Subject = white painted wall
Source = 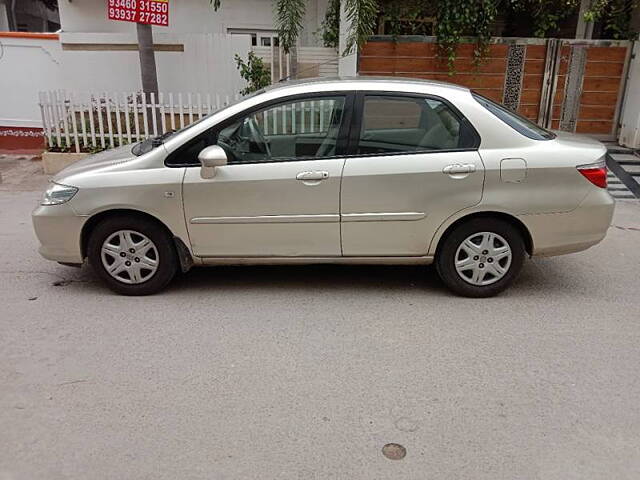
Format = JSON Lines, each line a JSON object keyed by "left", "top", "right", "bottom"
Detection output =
{"left": 58, "top": 0, "right": 327, "bottom": 46}
{"left": 619, "top": 42, "right": 640, "bottom": 148}
{"left": 57, "top": 32, "right": 250, "bottom": 94}
{"left": 1, "top": 0, "right": 333, "bottom": 128}
{"left": 0, "top": 33, "right": 250, "bottom": 128}
{"left": 0, "top": 36, "right": 63, "bottom": 128}
{"left": 337, "top": 0, "right": 356, "bottom": 76}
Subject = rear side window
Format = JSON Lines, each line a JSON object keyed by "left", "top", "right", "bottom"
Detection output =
{"left": 356, "top": 95, "right": 478, "bottom": 155}
{"left": 472, "top": 92, "right": 555, "bottom": 140}
{"left": 362, "top": 98, "right": 421, "bottom": 130}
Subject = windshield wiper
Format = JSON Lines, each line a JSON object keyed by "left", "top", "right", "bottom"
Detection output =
{"left": 151, "top": 129, "right": 176, "bottom": 147}
{"left": 132, "top": 130, "right": 177, "bottom": 156}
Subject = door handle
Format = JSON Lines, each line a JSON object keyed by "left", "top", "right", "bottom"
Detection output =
{"left": 443, "top": 163, "right": 476, "bottom": 175}
{"left": 296, "top": 171, "right": 329, "bottom": 181}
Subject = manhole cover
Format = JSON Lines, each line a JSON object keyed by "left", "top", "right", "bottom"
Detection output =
{"left": 382, "top": 443, "right": 406, "bottom": 460}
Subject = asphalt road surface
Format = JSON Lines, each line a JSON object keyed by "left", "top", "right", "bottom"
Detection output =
{"left": 1, "top": 157, "right": 640, "bottom": 479}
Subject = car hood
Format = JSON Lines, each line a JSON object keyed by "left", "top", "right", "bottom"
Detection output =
{"left": 52, "top": 144, "right": 137, "bottom": 182}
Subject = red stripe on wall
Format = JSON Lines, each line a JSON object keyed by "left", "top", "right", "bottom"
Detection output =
{"left": 0, "top": 127, "right": 45, "bottom": 154}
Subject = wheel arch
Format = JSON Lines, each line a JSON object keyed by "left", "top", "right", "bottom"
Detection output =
{"left": 431, "top": 211, "right": 533, "bottom": 257}
{"left": 80, "top": 209, "right": 193, "bottom": 271}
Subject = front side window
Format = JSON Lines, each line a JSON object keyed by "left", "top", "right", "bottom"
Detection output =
{"left": 357, "top": 95, "right": 475, "bottom": 155}
{"left": 472, "top": 92, "right": 555, "bottom": 140}
{"left": 217, "top": 96, "right": 346, "bottom": 164}
{"left": 165, "top": 95, "right": 345, "bottom": 166}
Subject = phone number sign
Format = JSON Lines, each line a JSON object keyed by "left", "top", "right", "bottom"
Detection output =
{"left": 108, "top": 0, "right": 169, "bottom": 27}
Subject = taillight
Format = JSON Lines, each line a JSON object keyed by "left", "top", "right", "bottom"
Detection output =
{"left": 577, "top": 162, "right": 607, "bottom": 188}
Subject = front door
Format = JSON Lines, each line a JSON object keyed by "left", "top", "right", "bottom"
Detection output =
{"left": 340, "top": 93, "right": 485, "bottom": 256}
{"left": 182, "top": 94, "right": 350, "bottom": 257}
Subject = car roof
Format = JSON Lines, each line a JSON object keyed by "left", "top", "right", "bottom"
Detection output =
{"left": 264, "top": 76, "right": 470, "bottom": 94}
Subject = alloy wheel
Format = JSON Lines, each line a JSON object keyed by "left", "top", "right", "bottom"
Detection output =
{"left": 100, "top": 230, "right": 159, "bottom": 284}
{"left": 454, "top": 231, "right": 512, "bottom": 286}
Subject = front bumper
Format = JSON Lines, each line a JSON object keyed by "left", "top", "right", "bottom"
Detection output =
{"left": 32, "top": 203, "right": 87, "bottom": 264}
{"left": 519, "top": 188, "right": 615, "bottom": 257}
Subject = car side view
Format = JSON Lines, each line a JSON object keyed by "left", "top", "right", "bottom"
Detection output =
{"left": 32, "top": 77, "right": 614, "bottom": 297}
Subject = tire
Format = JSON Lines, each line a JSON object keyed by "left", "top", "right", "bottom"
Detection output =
{"left": 435, "top": 218, "right": 525, "bottom": 298}
{"left": 87, "top": 215, "right": 178, "bottom": 295}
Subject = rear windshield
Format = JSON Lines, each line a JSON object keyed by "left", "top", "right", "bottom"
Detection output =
{"left": 472, "top": 92, "right": 555, "bottom": 141}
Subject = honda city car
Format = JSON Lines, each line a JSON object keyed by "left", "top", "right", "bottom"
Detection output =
{"left": 32, "top": 77, "right": 614, "bottom": 297}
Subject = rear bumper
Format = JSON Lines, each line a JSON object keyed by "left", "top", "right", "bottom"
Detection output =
{"left": 32, "top": 203, "right": 86, "bottom": 264}
{"left": 519, "top": 188, "right": 615, "bottom": 257}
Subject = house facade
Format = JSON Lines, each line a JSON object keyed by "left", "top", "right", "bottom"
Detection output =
{"left": 1, "top": 0, "right": 639, "bottom": 153}
{"left": 59, "top": 0, "right": 329, "bottom": 47}
{"left": 0, "top": 0, "right": 336, "bottom": 151}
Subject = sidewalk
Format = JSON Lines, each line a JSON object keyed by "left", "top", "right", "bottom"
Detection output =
{"left": 0, "top": 154, "right": 49, "bottom": 192}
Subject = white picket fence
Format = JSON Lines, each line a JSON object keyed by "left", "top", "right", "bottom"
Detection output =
{"left": 258, "top": 98, "right": 341, "bottom": 136}
{"left": 39, "top": 90, "right": 241, "bottom": 153}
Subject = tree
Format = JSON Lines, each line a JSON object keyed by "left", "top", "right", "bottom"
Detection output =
{"left": 209, "top": 0, "right": 378, "bottom": 57}
{"left": 136, "top": 22, "right": 161, "bottom": 133}
{"left": 136, "top": 23, "right": 159, "bottom": 99}
{"left": 211, "top": 0, "right": 638, "bottom": 69}
{"left": 235, "top": 52, "right": 272, "bottom": 95}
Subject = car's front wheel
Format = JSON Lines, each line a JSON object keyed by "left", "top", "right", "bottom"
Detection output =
{"left": 435, "top": 218, "right": 525, "bottom": 298}
{"left": 87, "top": 216, "right": 178, "bottom": 295}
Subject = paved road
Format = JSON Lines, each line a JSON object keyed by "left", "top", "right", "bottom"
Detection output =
{"left": 1, "top": 158, "right": 640, "bottom": 479}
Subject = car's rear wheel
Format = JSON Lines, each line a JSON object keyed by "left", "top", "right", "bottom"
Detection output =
{"left": 87, "top": 216, "right": 178, "bottom": 295}
{"left": 435, "top": 218, "right": 525, "bottom": 297}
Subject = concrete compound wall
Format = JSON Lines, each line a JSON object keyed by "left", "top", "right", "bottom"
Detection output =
{"left": 0, "top": 31, "right": 250, "bottom": 151}
{"left": 0, "top": 0, "right": 332, "bottom": 151}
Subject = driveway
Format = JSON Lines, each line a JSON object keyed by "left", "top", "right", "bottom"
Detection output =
{"left": 1, "top": 156, "right": 640, "bottom": 479}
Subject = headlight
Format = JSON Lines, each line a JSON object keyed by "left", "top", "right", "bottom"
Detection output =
{"left": 41, "top": 183, "right": 79, "bottom": 206}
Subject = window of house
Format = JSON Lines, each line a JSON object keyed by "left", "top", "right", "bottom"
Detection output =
{"left": 260, "top": 37, "right": 279, "bottom": 47}
{"left": 357, "top": 95, "right": 474, "bottom": 155}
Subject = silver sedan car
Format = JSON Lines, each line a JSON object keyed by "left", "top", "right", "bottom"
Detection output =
{"left": 32, "top": 77, "right": 614, "bottom": 297}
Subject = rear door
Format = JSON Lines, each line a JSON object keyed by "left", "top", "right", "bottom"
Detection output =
{"left": 340, "top": 92, "right": 484, "bottom": 256}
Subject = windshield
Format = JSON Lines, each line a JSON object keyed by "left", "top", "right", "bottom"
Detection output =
{"left": 131, "top": 90, "right": 264, "bottom": 156}
{"left": 472, "top": 92, "right": 555, "bottom": 141}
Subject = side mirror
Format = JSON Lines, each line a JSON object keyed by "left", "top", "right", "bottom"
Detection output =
{"left": 198, "top": 145, "right": 227, "bottom": 179}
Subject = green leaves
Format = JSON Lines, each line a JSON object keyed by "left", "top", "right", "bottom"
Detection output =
{"left": 586, "top": 0, "right": 639, "bottom": 39}
{"left": 343, "top": 0, "right": 379, "bottom": 55}
{"left": 275, "top": 0, "right": 306, "bottom": 52}
{"left": 434, "top": 0, "right": 499, "bottom": 71}
{"left": 235, "top": 52, "right": 271, "bottom": 95}
{"left": 213, "top": 0, "right": 639, "bottom": 74}
{"left": 320, "top": 0, "right": 341, "bottom": 48}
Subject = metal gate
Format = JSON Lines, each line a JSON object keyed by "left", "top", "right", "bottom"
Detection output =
{"left": 358, "top": 36, "right": 632, "bottom": 140}
{"left": 537, "top": 39, "right": 632, "bottom": 140}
